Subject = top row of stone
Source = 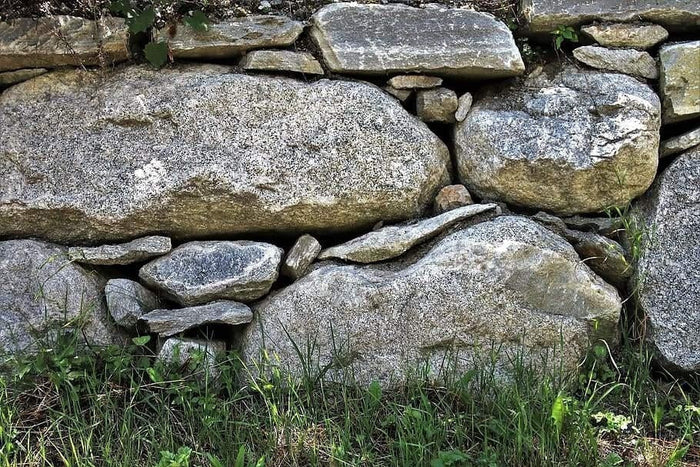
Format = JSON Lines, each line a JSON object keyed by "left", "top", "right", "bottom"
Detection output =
{"left": 3, "top": 1, "right": 697, "bottom": 79}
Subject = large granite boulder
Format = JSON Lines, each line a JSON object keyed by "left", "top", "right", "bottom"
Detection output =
{"left": 0, "top": 65, "right": 450, "bottom": 244}
{"left": 632, "top": 147, "right": 700, "bottom": 372}
{"left": 310, "top": 3, "right": 524, "bottom": 79}
{"left": 139, "top": 241, "right": 283, "bottom": 306}
{"left": 242, "top": 216, "right": 621, "bottom": 385}
{"left": 0, "top": 240, "right": 120, "bottom": 354}
{"left": 0, "top": 16, "right": 129, "bottom": 71}
{"left": 521, "top": 0, "right": 700, "bottom": 34}
{"left": 659, "top": 41, "right": 700, "bottom": 124}
{"left": 454, "top": 66, "right": 660, "bottom": 215}
{"left": 155, "top": 16, "right": 303, "bottom": 59}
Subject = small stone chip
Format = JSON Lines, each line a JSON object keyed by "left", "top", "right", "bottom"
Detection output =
{"left": 416, "top": 87, "right": 458, "bottom": 123}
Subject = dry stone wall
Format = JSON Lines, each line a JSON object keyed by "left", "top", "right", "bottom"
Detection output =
{"left": 0, "top": 1, "right": 698, "bottom": 383}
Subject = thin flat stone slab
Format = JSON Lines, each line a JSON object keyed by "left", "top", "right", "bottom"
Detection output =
{"left": 241, "top": 50, "right": 324, "bottom": 75}
{"left": 566, "top": 230, "right": 631, "bottom": 287}
{"left": 281, "top": 234, "right": 322, "bottom": 280}
{"left": 580, "top": 23, "right": 669, "bottom": 49}
{"left": 659, "top": 41, "right": 700, "bottom": 124}
{"left": 243, "top": 216, "right": 621, "bottom": 386}
{"left": 0, "top": 65, "right": 450, "bottom": 244}
{"left": 0, "top": 16, "right": 129, "bottom": 72}
{"left": 155, "top": 16, "right": 303, "bottom": 59}
{"left": 318, "top": 203, "right": 497, "bottom": 263}
{"left": 632, "top": 146, "right": 700, "bottom": 372}
{"left": 69, "top": 236, "right": 172, "bottom": 265}
{"left": 660, "top": 127, "right": 700, "bottom": 159}
{"left": 387, "top": 75, "right": 443, "bottom": 89}
{"left": 310, "top": 3, "right": 524, "bottom": 79}
{"left": 141, "top": 301, "right": 253, "bottom": 337}
{"left": 454, "top": 66, "right": 660, "bottom": 215}
{"left": 105, "top": 278, "right": 162, "bottom": 330}
{"left": 0, "top": 68, "right": 47, "bottom": 87}
{"left": 522, "top": 0, "right": 700, "bottom": 34}
{"left": 573, "top": 46, "right": 658, "bottom": 79}
{"left": 139, "top": 241, "right": 283, "bottom": 306}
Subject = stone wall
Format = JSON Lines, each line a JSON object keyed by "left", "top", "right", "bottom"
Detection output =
{"left": 1, "top": 1, "right": 698, "bottom": 384}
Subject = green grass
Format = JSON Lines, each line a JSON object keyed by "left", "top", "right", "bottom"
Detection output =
{"left": 0, "top": 333, "right": 698, "bottom": 467}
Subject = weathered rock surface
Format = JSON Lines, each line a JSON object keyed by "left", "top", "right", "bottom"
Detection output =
{"left": 522, "top": 0, "right": 700, "bottom": 34}
{"left": 567, "top": 230, "right": 631, "bottom": 287}
{"left": 454, "top": 92, "right": 473, "bottom": 123}
{"left": 69, "top": 236, "right": 172, "bottom": 265}
{"left": 454, "top": 66, "right": 660, "bottom": 215}
{"left": 387, "top": 75, "right": 442, "bottom": 89}
{"left": 242, "top": 216, "right": 621, "bottom": 385}
{"left": 580, "top": 23, "right": 669, "bottom": 49}
{"left": 139, "top": 241, "right": 283, "bottom": 306}
{"left": 0, "top": 16, "right": 129, "bottom": 71}
{"left": 105, "top": 279, "right": 162, "bottom": 330}
{"left": 281, "top": 234, "right": 322, "bottom": 280}
{"left": 659, "top": 41, "right": 700, "bottom": 124}
{"left": 155, "top": 16, "right": 303, "bottom": 59}
{"left": 433, "top": 185, "right": 473, "bottom": 214}
{"left": 0, "top": 65, "right": 450, "bottom": 243}
{"left": 573, "top": 46, "right": 658, "bottom": 79}
{"left": 310, "top": 3, "right": 524, "bottom": 78}
{"left": 318, "top": 203, "right": 497, "bottom": 263}
{"left": 158, "top": 337, "right": 226, "bottom": 378}
{"left": 562, "top": 215, "right": 622, "bottom": 237}
{"left": 632, "top": 146, "right": 700, "bottom": 372}
{"left": 0, "top": 68, "right": 47, "bottom": 87}
{"left": 241, "top": 50, "right": 324, "bottom": 75}
{"left": 660, "top": 127, "right": 700, "bottom": 159}
{"left": 416, "top": 88, "right": 458, "bottom": 123}
{"left": 141, "top": 301, "right": 253, "bottom": 337}
{"left": 0, "top": 240, "right": 119, "bottom": 354}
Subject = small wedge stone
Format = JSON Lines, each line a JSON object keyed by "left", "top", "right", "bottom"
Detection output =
{"left": 241, "top": 50, "right": 324, "bottom": 75}
{"left": 281, "top": 234, "right": 322, "bottom": 280}
{"left": 580, "top": 23, "right": 668, "bottom": 49}
{"left": 141, "top": 301, "right": 253, "bottom": 337}
{"left": 387, "top": 75, "right": 443, "bottom": 89}
{"left": 660, "top": 127, "right": 700, "bottom": 159}
{"left": 105, "top": 279, "right": 162, "bottom": 330}
{"left": 383, "top": 85, "right": 412, "bottom": 102}
{"left": 69, "top": 236, "right": 172, "bottom": 265}
{"left": 433, "top": 184, "right": 473, "bottom": 214}
{"left": 0, "top": 68, "right": 47, "bottom": 87}
{"left": 573, "top": 46, "right": 658, "bottom": 79}
{"left": 454, "top": 92, "right": 473, "bottom": 122}
{"left": 416, "top": 88, "right": 458, "bottom": 123}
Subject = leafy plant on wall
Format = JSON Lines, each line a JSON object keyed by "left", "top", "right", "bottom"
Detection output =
{"left": 109, "top": 1, "right": 209, "bottom": 67}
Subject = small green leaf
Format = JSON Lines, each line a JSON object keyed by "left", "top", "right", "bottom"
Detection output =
{"left": 144, "top": 41, "right": 169, "bottom": 68}
{"left": 127, "top": 7, "right": 155, "bottom": 34}
{"left": 551, "top": 393, "right": 565, "bottom": 435}
{"left": 183, "top": 10, "right": 210, "bottom": 32}
{"left": 131, "top": 335, "right": 151, "bottom": 346}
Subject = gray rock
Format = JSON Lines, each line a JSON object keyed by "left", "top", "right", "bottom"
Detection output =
{"left": 141, "top": 301, "right": 253, "bottom": 337}
{"left": 281, "top": 234, "right": 322, "bottom": 280}
{"left": 566, "top": 230, "right": 631, "bottom": 287}
{"left": 158, "top": 337, "right": 226, "bottom": 379}
{"left": 659, "top": 41, "right": 700, "bottom": 124}
{"left": 155, "top": 16, "right": 303, "bottom": 59}
{"left": 0, "top": 68, "right": 47, "bottom": 87}
{"left": 0, "top": 240, "right": 120, "bottom": 354}
{"left": 416, "top": 88, "right": 458, "bottom": 123}
{"left": 562, "top": 215, "right": 623, "bottom": 237}
{"left": 531, "top": 211, "right": 568, "bottom": 235}
{"left": 387, "top": 75, "right": 443, "bottom": 89}
{"left": 522, "top": 0, "right": 700, "bottom": 34}
{"left": 318, "top": 203, "right": 497, "bottom": 263}
{"left": 383, "top": 85, "right": 412, "bottom": 102}
{"left": 139, "top": 241, "right": 283, "bottom": 306}
{"left": 573, "top": 46, "right": 658, "bottom": 79}
{"left": 454, "top": 92, "right": 473, "bottom": 122}
{"left": 580, "top": 23, "right": 669, "bottom": 49}
{"left": 69, "top": 236, "right": 172, "bottom": 265}
{"left": 454, "top": 66, "right": 660, "bottom": 215}
{"left": 632, "top": 146, "right": 700, "bottom": 372}
{"left": 242, "top": 216, "right": 621, "bottom": 385}
{"left": 433, "top": 184, "right": 473, "bottom": 214}
{"left": 241, "top": 50, "right": 324, "bottom": 75}
{"left": 0, "top": 65, "right": 450, "bottom": 243}
{"left": 660, "top": 127, "right": 700, "bottom": 159}
{"left": 0, "top": 16, "right": 129, "bottom": 72}
{"left": 310, "top": 3, "right": 524, "bottom": 79}
{"left": 105, "top": 279, "right": 162, "bottom": 330}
